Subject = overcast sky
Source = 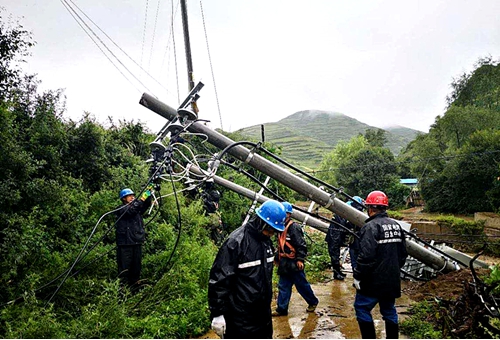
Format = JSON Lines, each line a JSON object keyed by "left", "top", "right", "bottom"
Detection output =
{"left": 5, "top": 0, "right": 500, "bottom": 133}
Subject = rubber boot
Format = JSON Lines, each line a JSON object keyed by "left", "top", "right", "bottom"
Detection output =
{"left": 358, "top": 320, "right": 376, "bottom": 339}
{"left": 332, "top": 263, "right": 345, "bottom": 280}
{"left": 385, "top": 320, "right": 399, "bottom": 339}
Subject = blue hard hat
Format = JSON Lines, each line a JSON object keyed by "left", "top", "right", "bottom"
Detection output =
{"left": 347, "top": 195, "right": 364, "bottom": 211}
{"left": 352, "top": 196, "right": 363, "bottom": 204}
{"left": 256, "top": 200, "right": 286, "bottom": 232}
{"left": 119, "top": 188, "right": 135, "bottom": 200}
{"left": 282, "top": 201, "right": 293, "bottom": 214}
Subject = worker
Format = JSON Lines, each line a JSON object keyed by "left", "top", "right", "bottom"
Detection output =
{"left": 208, "top": 200, "right": 286, "bottom": 339}
{"left": 325, "top": 195, "right": 364, "bottom": 279}
{"left": 272, "top": 202, "right": 319, "bottom": 316}
{"left": 345, "top": 196, "right": 365, "bottom": 271}
{"left": 115, "top": 186, "right": 153, "bottom": 289}
{"left": 201, "top": 179, "right": 225, "bottom": 245}
{"left": 353, "top": 190, "right": 408, "bottom": 339}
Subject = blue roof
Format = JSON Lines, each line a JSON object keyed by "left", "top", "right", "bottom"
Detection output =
{"left": 400, "top": 178, "right": 418, "bottom": 185}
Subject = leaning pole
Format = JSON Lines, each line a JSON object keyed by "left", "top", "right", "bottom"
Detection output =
{"left": 140, "top": 93, "right": 460, "bottom": 273}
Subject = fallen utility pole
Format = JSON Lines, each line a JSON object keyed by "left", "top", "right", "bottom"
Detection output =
{"left": 140, "top": 93, "right": 461, "bottom": 273}
{"left": 188, "top": 164, "right": 329, "bottom": 233}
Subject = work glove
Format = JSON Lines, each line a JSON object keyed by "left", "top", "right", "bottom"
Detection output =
{"left": 211, "top": 315, "right": 226, "bottom": 338}
{"left": 353, "top": 279, "right": 361, "bottom": 290}
{"left": 139, "top": 190, "right": 151, "bottom": 201}
{"left": 139, "top": 184, "right": 154, "bottom": 201}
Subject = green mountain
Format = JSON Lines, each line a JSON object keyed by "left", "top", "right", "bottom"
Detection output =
{"left": 235, "top": 110, "right": 421, "bottom": 170}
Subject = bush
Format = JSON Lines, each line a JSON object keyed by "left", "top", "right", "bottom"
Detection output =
{"left": 400, "top": 300, "right": 443, "bottom": 339}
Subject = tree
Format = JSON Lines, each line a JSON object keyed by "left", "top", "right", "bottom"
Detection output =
{"left": 400, "top": 57, "right": 500, "bottom": 213}
{"left": 318, "top": 135, "right": 405, "bottom": 206}
{"left": 0, "top": 9, "right": 35, "bottom": 100}
{"left": 317, "top": 135, "right": 368, "bottom": 187}
{"left": 363, "top": 128, "right": 388, "bottom": 148}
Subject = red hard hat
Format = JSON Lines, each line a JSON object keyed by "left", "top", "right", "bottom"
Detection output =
{"left": 365, "top": 190, "right": 389, "bottom": 207}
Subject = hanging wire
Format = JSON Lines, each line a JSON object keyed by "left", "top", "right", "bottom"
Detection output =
{"left": 141, "top": 0, "right": 149, "bottom": 66}
{"left": 147, "top": 0, "right": 162, "bottom": 71}
{"left": 64, "top": 0, "right": 172, "bottom": 96}
{"left": 60, "top": 0, "right": 156, "bottom": 96}
{"left": 199, "top": 0, "right": 224, "bottom": 130}
{"left": 60, "top": 0, "right": 142, "bottom": 94}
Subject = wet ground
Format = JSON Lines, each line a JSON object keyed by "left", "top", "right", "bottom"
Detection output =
{"left": 271, "top": 268, "right": 413, "bottom": 339}
{"left": 200, "top": 266, "right": 414, "bottom": 339}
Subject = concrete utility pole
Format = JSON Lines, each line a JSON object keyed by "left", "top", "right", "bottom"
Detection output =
{"left": 140, "top": 93, "right": 462, "bottom": 273}
{"left": 188, "top": 164, "right": 329, "bottom": 233}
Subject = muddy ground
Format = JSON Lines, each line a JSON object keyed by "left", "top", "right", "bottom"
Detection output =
{"left": 200, "top": 266, "right": 414, "bottom": 339}
{"left": 200, "top": 266, "right": 497, "bottom": 339}
{"left": 199, "top": 207, "right": 498, "bottom": 339}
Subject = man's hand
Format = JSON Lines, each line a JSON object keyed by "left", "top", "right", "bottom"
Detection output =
{"left": 211, "top": 315, "right": 226, "bottom": 338}
{"left": 353, "top": 279, "right": 361, "bottom": 290}
{"left": 297, "top": 260, "right": 304, "bottom": 271}
{"left": 139, "top": 189, "right": 152, "bottom": 201}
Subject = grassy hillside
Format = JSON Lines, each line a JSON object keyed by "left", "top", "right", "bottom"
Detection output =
{"left": 236, "top": 110, "right": 420, "bottom": 170}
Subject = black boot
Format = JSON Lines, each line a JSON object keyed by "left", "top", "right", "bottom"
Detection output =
{"left": 332, "top": 263, "right": 345, "bottom": 280}
{"left": 385, "top": 320, "right": 399, "bottom": 339}
{"left": 358, "top": 320, "right": 376, "bottom": 339}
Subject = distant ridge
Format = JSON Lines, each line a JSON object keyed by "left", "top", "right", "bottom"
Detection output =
{"left": 235, "top": 110, "right": 421, "bottom": 170}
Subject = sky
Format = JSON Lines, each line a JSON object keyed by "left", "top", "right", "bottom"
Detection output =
{"left": 4, "top": 0, "right": 500, "bottom": 134}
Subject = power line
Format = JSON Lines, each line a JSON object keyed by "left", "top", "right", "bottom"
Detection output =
{"left": 147, "top": 0, "right": 162, "bottom": 71}
{"left": 171, "top": 0, "right": 180, "bottom": 104}
{"left": 200, "top": 0, "right": 224, "bottom": 131}
{"left": 60, "top": 0, "right": 142, "bottom": 94}
{"left": 62, "top": 0, "right": 166, "bottom": 96}
{"left": 141, "top": 0, "right": 149, "bottom": 66}
{"left": 66, "top": 0, "right": 172, "bottom": 94}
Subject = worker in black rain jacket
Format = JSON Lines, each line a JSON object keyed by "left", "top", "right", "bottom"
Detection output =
{"left": 115, "top": 186, "right": 153, "bottom": 289}
{"left": 325, "top": 195, "right": 364, "bottom": 280}
{"left": 273, "top": 202, "right": 318, "bottom": 316}
{"left": 353, "top": 190, "right": 408, "bottom": 339}
{"left": 208, "top": 200, "right": 286, "bottom": 339}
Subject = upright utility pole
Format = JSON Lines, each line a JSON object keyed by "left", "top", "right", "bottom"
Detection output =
{"left": 180, "top": 0, "right": 195, "bottom": 91}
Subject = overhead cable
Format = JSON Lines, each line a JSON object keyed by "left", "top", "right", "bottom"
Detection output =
{"left": 61, "top": 0, "right": 158, "bottom": 96}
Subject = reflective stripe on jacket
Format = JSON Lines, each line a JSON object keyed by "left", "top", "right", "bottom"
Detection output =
{"left": 208, "top": 215, "right": 274, "bottom": 335}
{"left": 353, "top": 212, "right": 408, "bottom": 299}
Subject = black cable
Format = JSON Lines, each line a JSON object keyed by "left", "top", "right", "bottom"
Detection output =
{"left": 43, "top": 157, "right": 167, "bottom": 306}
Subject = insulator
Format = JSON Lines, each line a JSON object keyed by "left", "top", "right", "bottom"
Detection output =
{"left": 177, "top": 108, "right": 198, "bottom": 121}
{"left": 150, "top": 141, "right": 166, "bottom": 151}
{"left": 167, "top": 122, "right": 184, "bottom": 135}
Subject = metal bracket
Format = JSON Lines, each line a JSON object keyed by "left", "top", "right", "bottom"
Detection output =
{"left": 324, "top": 192, "right": 337, "bottom": 209}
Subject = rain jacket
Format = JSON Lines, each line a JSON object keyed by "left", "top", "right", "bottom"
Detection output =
{"left": 353, "top": 212, "right": 408, "bottom": 299}
{"left": 115, "top": 196, "right": 152, "bottom": 246}
{"left": 325, "top": 215, "right": 357, "bottom": 263}
{"left": 208, "top": 215, "right": 274, "bottom": 336}
{"left": 277, "top": 220, "right": 307, "bottom": 276}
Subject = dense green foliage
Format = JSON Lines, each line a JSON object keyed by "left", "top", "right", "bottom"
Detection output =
{"left": 316, "top": 134, "right": 410, "bottom": 208}
{"left": 398, "top": 57, "right": 500, "bottom": 213}
{"left": 0, "top": 12, "right": 223, "bottom": 338}
{"left": 400, "top": 300, "right": 443, "bottom": 339}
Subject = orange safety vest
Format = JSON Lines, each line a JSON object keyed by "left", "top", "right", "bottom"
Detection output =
{"left": 278, "top": 220, "right": 296, "bottom": 260}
